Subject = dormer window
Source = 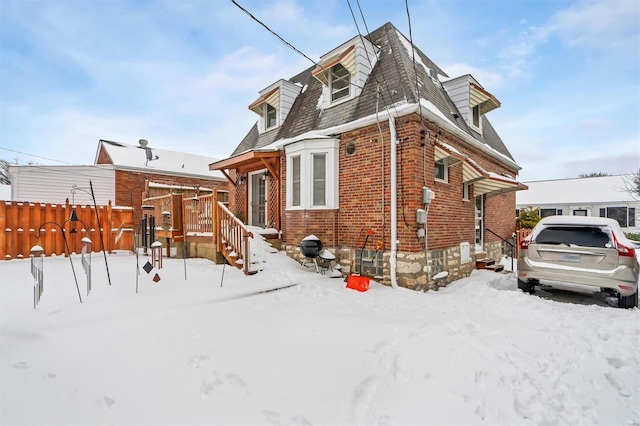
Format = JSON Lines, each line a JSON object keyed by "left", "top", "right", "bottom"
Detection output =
{"left": 330, "top": 63, "right": 350, "bottom": 102}
{"left": 312, "top": 36, "right": 379, "bottom": 109}
{"left": 472, "top": 104, "right": 481, "bottom": 129}
{"left": 442, "top": 75, "right": 500, "bottom": 134}
{"left": 265, "top": 104, "right": 277, "bottom": 129}
{"left": 249, "top": 79, "right": 302, "bottom": 134}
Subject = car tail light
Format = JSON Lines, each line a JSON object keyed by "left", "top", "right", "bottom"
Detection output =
{"left": 612, "top": 234, "right": 636, "bottom": 257}
{"left": 520, "top": 237, "right": 531, "bottom": 250}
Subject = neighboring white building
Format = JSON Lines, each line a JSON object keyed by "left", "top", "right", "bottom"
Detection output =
{"left": 0, "top": 184, "right": 11, "bottom": 201}
{"left": 516, "top": 175, "right": 639, "bottom": 232}
{"left": 7, "top": 164, "right": 116, "bottom": 205}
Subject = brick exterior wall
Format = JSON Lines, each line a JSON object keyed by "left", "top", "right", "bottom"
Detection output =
{"left": 232, "top": 113, "right": 520, "bottom": 288}
{"left": 96, "top": 146, "right": 228, "bottom": 227}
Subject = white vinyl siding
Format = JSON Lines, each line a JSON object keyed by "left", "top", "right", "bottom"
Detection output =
{"left": 8, "top": 165, "right": 115, "bottom": 205}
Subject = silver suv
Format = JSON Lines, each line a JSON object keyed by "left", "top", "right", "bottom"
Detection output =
{"left": 517, "top": 215, "right": 639, "bottom": 308}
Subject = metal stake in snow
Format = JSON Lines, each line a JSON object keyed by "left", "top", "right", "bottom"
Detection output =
{"left": 30, "top": 246, "right": 44, "bottom": 308}
{"left": 81, "top": 237, "right": 92, "bottom": 296}
{"left": 71, "top": 181, "right": 112, "bottom": 286}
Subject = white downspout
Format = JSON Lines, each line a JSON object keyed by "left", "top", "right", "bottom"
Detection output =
{"left": 389, "top": 114, "right": 398, "bottom": 289}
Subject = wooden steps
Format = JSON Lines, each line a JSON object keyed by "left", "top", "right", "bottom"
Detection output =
{"left": 475, "top": 257, "right": 505, "bottom": 273}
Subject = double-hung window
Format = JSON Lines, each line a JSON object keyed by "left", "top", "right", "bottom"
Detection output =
{"left": 285, "top": 139, "right": 339, "bottom": 210}
{"left": 291, "top": 156, "right": 301, "bottom": 207}
{"left": 312, "top": 153, "right": 326, "bottom": 206}
{"left": 329, "top": 63, "right": 350, "bottom": 102}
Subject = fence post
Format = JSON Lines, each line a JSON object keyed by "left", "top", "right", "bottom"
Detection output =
{"left": 0, "top": 201, "right": 6, "bottom": 259}
{"left": 213, "top": 189, "right": 219, "bottom": 252}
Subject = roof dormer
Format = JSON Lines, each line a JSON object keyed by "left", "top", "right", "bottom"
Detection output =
{"left": 249, "top": 79, "right": 302, "bottom": 133}
{"left": 442, "top": 75, "right": 500, "bottom": 133}
{"left": 312, "top": 35, "right": 379, "bottom": 108}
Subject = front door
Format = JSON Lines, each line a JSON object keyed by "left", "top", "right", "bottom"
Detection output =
{"left": 249, "top": 171, "right": 267, "bottom": 228}
{"left": 475, "top": 195, "right": 483, "bottom": 252}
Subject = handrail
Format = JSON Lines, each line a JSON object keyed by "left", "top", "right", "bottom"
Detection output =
{"left": 485, "top": 227, "right": 516, "bottom": 271}
{"left": 485, "top": 227, "right": 515, "bottom": 248}
{"left": 214, "top": 190, "right": 253, "bottom": 275}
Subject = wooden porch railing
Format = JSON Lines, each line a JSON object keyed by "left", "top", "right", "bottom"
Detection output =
{"left": 184, "top": 194, "right": 213, "bottom": 234}
{"left": 213, "top": 189, "right": 254, "bottom": 275}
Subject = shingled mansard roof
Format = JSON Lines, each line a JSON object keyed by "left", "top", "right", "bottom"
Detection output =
{"left": 96, "top": 139, "right": 225, "bottom": 180}
{"left": 231, "top": 22, "right": 518, "bottom": 171}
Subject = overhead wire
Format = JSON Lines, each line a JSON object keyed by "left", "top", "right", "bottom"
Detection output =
{"left": 0, "top": 146, "right": 78, "bottom": 165}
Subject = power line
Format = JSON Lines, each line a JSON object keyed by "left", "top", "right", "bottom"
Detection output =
{"left": 229, "top": 0, "right": 319, "bottom": 69}
{"left": 404, "top": 0, "right": 425, "bottom": 124}
{"left": 229, "top": 0, "right": 370, "bottom": 94}
{"left": 0, "top": 146, "right": 78, "bottom": 165}
{"left": 347, "top": 0, "right": 403, "bottom": 120}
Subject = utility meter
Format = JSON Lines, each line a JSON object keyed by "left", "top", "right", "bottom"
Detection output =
{"left": 422, "top": 187, "right": 435, "bottom": 204}
{"left": 416, "top": 208, "right": 427, "bottom": 224}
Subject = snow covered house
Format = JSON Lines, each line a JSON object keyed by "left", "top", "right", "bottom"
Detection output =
{"left": 209, "top": 22, "right": 526, "bottom": 288}
{"left": 8, "top": 140, "right": 228, "bottom": 225}
{"left": 517, "top": 175, "right": 639, "bottom": 232}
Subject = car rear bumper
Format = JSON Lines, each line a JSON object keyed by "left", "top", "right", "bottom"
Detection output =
{"left": 517, "top": 258, "right": 639, "bottom": 296}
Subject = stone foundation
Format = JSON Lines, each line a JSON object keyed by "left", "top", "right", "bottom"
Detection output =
{"left": 283, "top": 242, "right": 476, "bottom": 291}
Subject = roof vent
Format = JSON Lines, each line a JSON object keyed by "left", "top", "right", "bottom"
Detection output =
{"left": 139, "top": 139, "right": 149, "bottom": 148}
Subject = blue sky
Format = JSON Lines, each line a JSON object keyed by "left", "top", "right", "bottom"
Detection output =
{"left": 0, "top": 0, "right": 638, "bottom": 182}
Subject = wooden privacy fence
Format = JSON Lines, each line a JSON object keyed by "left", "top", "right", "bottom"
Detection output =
{"left": 515, "top": 228, "right": 533, "bottom": 257}
{"left": 0, "top": 200, "right": 134, "bottom": 259}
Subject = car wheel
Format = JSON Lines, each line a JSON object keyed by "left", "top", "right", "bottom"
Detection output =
{"left": 518, "top": 278, "right": 535, "bottom": 294}
{"left": 618, "top": 290, "right": 638, "bottom": 309}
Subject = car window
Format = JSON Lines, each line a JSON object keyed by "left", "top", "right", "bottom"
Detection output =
{"left": 535, "top": 226, "right": 612, "bottom": 248}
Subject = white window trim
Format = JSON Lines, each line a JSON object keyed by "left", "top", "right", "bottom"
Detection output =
{"left": 470, "top": 104, "right": 482, "bottom": 132}
{"left": 264, "top": 103, "right": 277, "bottom": 130}
{"left": 285, "top": 138, "right": 339, "bottom": 210}
{"left": 435, "top": 158, "right": 449, "bottom": 183}
{"left": 462, "top": 182, "right": 469, "bottom": 201}
{"left": 329, "top": 63, "right": 351, "bottom": 103}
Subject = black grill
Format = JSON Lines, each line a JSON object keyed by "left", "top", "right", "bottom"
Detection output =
{"left": 300, "top": 238, "right": 323, "bottom": 258}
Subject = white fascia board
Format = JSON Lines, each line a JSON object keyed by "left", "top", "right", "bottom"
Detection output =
{"left": 256, "top": 99, "right": 520, "bottom": 171}
{"left": 113, "top": 165, "right": 226, "bottom": 181}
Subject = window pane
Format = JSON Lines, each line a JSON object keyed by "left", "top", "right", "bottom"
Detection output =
{"left": 266, "top": 104, "right": 277, "bottom": 128}
{"left": 330, "top": 64, "right": 350, "bottom": 101}
{"left": 540, "top": 208, "right": 557, "bottom": 218}
{"left": 435, "top": 160, "right": 445, "bottom": 180}
{"left": 472, "top": 105, "right": 480, "bottom": 127}
{"left": 292, "top": 156, "right": 300, "bottom": 206}
{"left": 629, "top": 207, "right": 636, "bottom": 227}
{"left": 312, "top": 153, "right": 326, "bottom": 206}
{"left": 606, "top": 206, "right": 627, "bottom": 227}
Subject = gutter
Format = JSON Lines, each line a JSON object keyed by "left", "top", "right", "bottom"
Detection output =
{"left": 112, "top": 165, "right": 227, "bottom": 181}
{"left": 263, "top": 100, "right": 521, "bottom": 172}
{"left": 389, "top": 113, "right": 399, "bottom": 289}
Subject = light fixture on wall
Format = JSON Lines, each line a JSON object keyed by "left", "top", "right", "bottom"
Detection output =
{"left": 262, "top": 171, "right": 269, "bottom": 181}
{"left": 236, "top": 173, "right": 246, "bottom": 185}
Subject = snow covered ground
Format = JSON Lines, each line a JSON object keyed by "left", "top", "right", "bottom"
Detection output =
{"left": 1, "top": 234, "right": 638, "bottom": 425}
